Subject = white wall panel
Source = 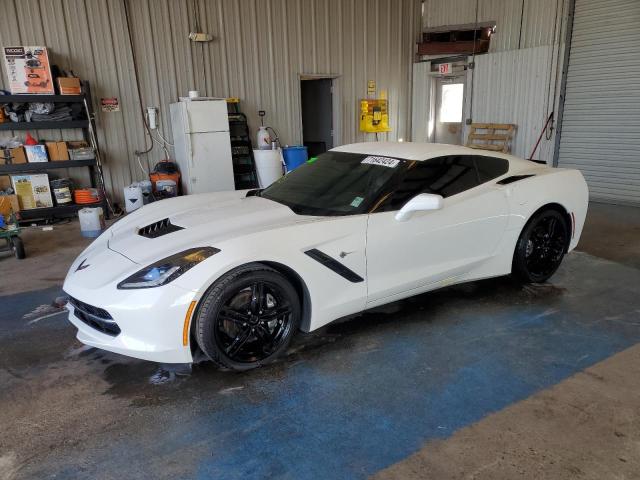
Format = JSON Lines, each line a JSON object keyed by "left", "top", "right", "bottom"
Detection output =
{"left": 0, "top": 0, "right": 421, "bottom": 204}
{"left": 466, "top": 45, "right": 558, "bottom": 160}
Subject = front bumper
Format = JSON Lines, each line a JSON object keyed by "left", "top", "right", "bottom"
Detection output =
{"left": 64, "top": 282, "right": 196, "bottom": 364}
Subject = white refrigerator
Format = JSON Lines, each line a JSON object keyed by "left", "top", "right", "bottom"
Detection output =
{"left": 170, "top": 99, "right": 234, "bottom": 195}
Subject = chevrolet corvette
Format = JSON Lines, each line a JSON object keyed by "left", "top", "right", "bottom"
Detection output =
{"left": 63, "top": 142, "right": 588, "bottom": 370}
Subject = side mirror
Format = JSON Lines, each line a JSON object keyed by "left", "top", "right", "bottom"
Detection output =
{"left": 394, "top": 193, "right": 443, "bottom": 221}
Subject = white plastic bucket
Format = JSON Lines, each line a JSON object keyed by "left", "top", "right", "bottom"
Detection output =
{"left": 124, "top": 185, "right": 144, "bottom": 213}
{"left": 253, "top": 149, "right": 284, "bottom": 188}
{"left": 79, "top": 207, "right": 105, "bottom": 238}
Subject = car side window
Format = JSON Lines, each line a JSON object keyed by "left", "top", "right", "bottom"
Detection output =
{"left": 474, "top": 155, "right": 509, "bottom": 182}
{"left": 374, "top": 155, "right": 480, "bottom": 212}
{"left": 373, "top": 155, "right": 510, "bottom": 213}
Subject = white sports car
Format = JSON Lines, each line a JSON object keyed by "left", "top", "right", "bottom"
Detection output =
{"left": 64, "top": 142, "right": 588, "bottom": 370}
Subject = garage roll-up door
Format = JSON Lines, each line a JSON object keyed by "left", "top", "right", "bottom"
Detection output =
{"left": 558, "top": 0, "right": 640, "bottom": 205}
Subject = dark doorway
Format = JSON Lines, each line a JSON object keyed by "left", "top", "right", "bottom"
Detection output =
{"left": 300, "top": 78, "right": 333, "bottom": 157}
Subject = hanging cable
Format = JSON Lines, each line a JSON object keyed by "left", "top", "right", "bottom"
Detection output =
{"left": 154, "top": 127, "right": 174, "bottom": 147}
{"left": 544, "top": 0, "right": 561, "bottom": 124}
{"left": 192, "top": 0, "right": 208, "bottom": 96}
{"left": 123, "top": 0, "right": 154, "bottom": 162}
{"left": 468, "top": 0, "right": 479, "bottom": 124}
{"left": 136, "top": 153, "right": 148, "bottom": 177}
{"left": 546, "top": 0, "right": 566, "bottom": 140}
{"left": 517, "top": 0, "right": 525, "bottom": 50}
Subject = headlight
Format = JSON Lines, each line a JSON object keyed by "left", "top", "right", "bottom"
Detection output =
{"left": 117, "top": 247, "right": 220, "bottom": 289}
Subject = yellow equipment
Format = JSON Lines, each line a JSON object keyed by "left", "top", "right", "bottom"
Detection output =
{"left": 359, "top": 98, "right": 391, "bottom": 133}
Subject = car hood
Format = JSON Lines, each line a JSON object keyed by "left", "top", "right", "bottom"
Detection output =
{"left": 107, "top": 190, "right": 312, "bottom": 265}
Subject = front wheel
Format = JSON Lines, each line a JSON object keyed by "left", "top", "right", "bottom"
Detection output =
{"left": 512, "top": 209, "right": 568, "bottom": 283}
{"left": 195, "top": 265, "right": 300, "bottom": 371}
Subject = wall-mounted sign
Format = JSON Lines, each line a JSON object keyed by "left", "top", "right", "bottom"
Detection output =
{"left": 438, "top": 63, "right": 453, "bottom": 75}
{"left": 100, "top": 97, "right": 120, "bottom": 112}
{"left": 367, "top": 79, "right": 376, "bottom": 96}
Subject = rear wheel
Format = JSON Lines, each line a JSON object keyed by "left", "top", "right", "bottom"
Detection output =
{"left": 11, "top": 237, "right": 26, "bottom": 260}
{"left": 195, "top": 265, "right": 300, "bottom": 370}
{"left": 512, "top": 209, "right": 568, "bottom": 283}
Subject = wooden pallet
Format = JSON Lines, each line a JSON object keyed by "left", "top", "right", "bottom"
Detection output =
{"left": 465, "top": 123, "right": 516, "bottom": 153}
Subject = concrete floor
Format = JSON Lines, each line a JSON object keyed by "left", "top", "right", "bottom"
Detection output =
{"left": 1, "top": 202, "right": 639, "bottom": 479}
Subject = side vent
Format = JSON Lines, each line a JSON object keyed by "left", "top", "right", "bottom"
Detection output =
{"left": 497, "top": 174, "right": 535, "bottom": 185}
{"left": 304, "top": 248, "right": 364, "bottom": 283}
{"left": 138, "top": 218, "right": 184, "bottom": 238}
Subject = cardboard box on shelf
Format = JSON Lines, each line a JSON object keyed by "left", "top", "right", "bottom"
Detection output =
{"left": 0, "top": 175, "right": 11, "bottom": 191}
{"left": 0, "top": 194, "right": 20, "bottom": 220}
{"left": 57, "top": 77, "right": 81, "bottom": 95}
{"left": 45, "top": 142, "right": 69, "bottom": 161}
{"left": 67, "top": 140, "right": 94, "bottom": 160}
{"left": 0, "top": 146, "right": 27, "bottom": 165}
{"left": 11, "top": 174, "right": 53, "bottom": 210}
{"left": 25, "top": 144, "right": 48, "bottom": 163}
{"left": 3, "top": 46, "right": 54, "bottom": 95}
{"left": 66, "top": 140, "right": 89, "bottom": 149}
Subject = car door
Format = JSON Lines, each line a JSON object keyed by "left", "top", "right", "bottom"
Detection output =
{"left": 365, "top": 155, "right": 510, "bottom": 306}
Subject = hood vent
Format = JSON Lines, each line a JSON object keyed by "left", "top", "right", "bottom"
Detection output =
{"left": 138, "top": 218, "right": 184, "bottom": 238}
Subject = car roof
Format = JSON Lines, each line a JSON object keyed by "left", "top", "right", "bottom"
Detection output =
{"left": 331, "top": 141, "right": 514, "bottom": 162}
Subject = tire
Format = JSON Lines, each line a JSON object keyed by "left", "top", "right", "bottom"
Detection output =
{"left": 512, "top": 209, "right": 568, "bottom": 283}
{"left": 195, "top": 264, "right": 301, "bottom": 371}
{"left": 11, "top": 237, "right": 26, "bottom": 260}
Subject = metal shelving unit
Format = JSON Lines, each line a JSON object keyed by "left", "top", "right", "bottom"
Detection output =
{"left": 228, "top": 112, "right": 259, "bottom": 190}
{"left": 0, "top": 94, "right": 85, "bottom": 103}
{"left": 0, "top": 158, "right": 96, "bottom": 174}
{"left": 0, "top": 84, "right": 109, "bottom": 221}
{"left": 0, "top": 120, "right": 89, "bottom": 131}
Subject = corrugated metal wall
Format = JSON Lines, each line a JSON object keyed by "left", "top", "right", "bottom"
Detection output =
{"left": 557, "top": 0, "right": 640, "bottom": 205}
{"left": 420, "top": 0, "right": 566, "bottom": 163}
{"left": 0, "top": 0, "right": 421, "bottom": 204}
{"left": 422, "top": 0, "right": 561, "bottom": 52}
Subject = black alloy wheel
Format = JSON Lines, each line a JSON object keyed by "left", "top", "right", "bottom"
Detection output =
{"left": 513, "top": 209, "right": 568, "bottom": 283}
{"left": 195, "top": 265, "right": 300, "bottom": 370}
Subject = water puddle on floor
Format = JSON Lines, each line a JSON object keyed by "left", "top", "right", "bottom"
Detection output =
{"left": 55, "top": 274, "right": 574, "bottom": 412}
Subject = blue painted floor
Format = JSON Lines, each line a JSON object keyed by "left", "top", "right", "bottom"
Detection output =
{"left": 2, "top": 252, "right": 640, "bottom": 479}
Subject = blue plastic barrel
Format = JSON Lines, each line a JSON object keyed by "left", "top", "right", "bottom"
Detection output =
{"left": 282, "top": 146, "right": 308, "bottom": 172}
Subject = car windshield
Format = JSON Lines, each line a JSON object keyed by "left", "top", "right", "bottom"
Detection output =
{"left": 260, "top": 151, "right": 404, "bottom": 216}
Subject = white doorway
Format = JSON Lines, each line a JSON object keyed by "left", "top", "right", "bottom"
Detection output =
{"left": 434, "top": 77, "right": 465, "bottom": 145}
{"left": 411, "top": 60, "right": 468, "bottom": 145}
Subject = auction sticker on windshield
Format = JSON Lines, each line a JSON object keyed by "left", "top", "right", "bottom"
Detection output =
{"left": 350, "top": 196, "right": 364, "bottom": 207}
{"left": 361, "top": 156, "right": 400, "bottom": 168}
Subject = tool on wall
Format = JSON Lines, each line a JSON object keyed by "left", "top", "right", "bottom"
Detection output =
{"left": 528, "top": 112, "right": 554, "bottom": 162}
